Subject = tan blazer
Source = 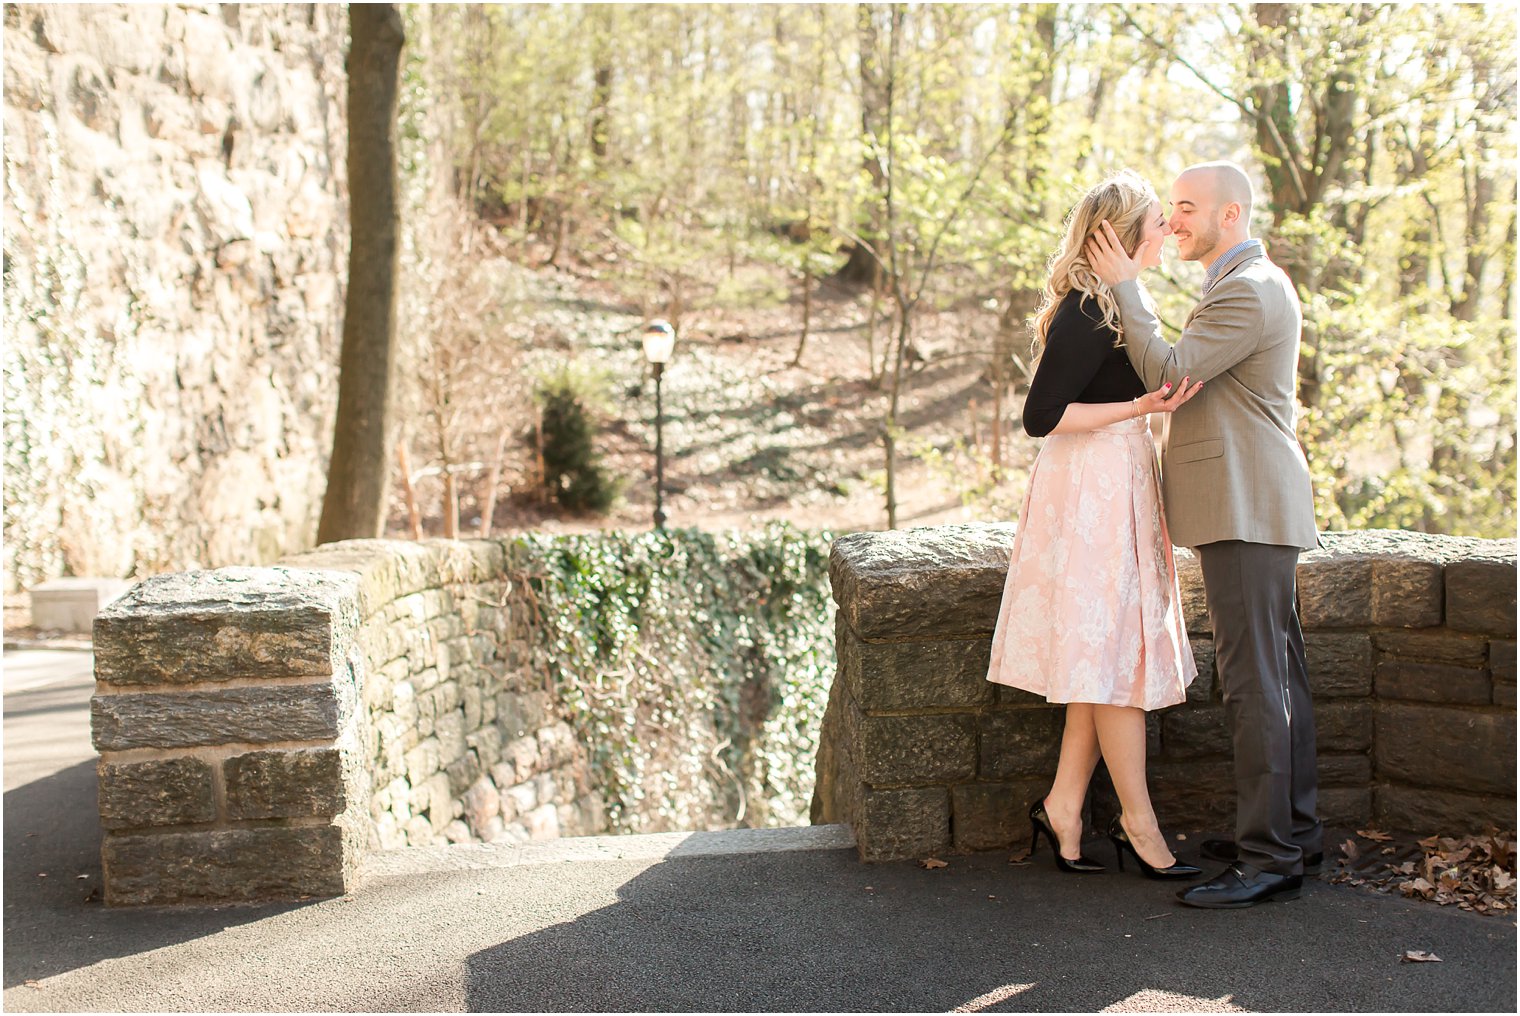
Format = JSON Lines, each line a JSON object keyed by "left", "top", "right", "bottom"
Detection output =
{"left": 1113, "top": 245, "right": 1319, "bottom": 551}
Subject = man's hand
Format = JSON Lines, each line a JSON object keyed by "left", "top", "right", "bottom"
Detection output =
{"left": 1085, "top": 219, "right": 1151, "bottom": 287}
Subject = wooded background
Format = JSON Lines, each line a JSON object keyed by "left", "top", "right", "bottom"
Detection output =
{"left": 391, "top": 2, "right": 1516, "bottom": 539}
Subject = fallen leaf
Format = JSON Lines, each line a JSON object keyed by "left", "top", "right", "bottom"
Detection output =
{"left": 1007, "top": 847, "right": 1031, "bottom": 865}
{"left": 24, "top": 981, "right": 41, "bottom": 990}
{"left": 1357, "top": 829, "right": 1393, "bottom": 842}
{"left": 1340, "top": 839, "right": 1360, "bottom": 861}
{"left": 920, "top": 857, "right": 948, "bottom": 869}
{"left": 1401, "top": 950, "right": 1442, "bottom": 963}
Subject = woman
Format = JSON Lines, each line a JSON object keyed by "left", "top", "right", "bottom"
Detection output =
{"left": 986, "top": 170, "right": 1201, "bottom": 880}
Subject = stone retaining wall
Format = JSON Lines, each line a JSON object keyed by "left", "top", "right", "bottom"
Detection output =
{"left": 4, "top": 4, "right": 348, "bottom": 591}
{"left": 92, "top": 539, "right": 606, "bottom": 905}
{"left": 812, "top": 526, "right": 1517, "bottom": 862}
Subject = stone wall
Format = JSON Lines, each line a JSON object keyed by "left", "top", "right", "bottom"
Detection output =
{"left": 813, "top": 526, "right": 1517, "bottom": 862}
{"left": 3, "top": 3, "right": 348, "bottom": 592}
{"left": 92, "top": 538, "right": 606, "bottom": 906}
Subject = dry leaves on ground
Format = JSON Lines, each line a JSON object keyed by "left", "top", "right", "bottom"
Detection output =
{"left": 919, "top": 857, "right": 948, "bottom": 870}
{"left": 1401, "top": 950, "right": 1442, "bottom": 963}
{"left": 1326, "top": 827, "right": 1516, "bottom": 915}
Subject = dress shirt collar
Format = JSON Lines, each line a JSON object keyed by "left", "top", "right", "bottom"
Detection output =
{"left": 1202, "top": 238, "right": 1264, "bottom": 295}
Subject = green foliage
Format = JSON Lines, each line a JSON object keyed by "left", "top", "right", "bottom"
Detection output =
{"left": 534, "top": 363, "right": 623, "bottom": 513}
{"left": 415, "top": 3, "right": 1515, "bottom": 538}
{"left": 505, "top": 523, "right": 835, "bottom": 832}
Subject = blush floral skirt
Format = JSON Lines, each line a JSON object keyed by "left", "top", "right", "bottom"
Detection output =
{"left": 986, "top": 416, "right": 1196, "bottom": 710}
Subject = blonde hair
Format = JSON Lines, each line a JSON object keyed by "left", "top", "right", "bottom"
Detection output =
{"left": 1030, "top": 170, "right": 1158, "bottom": 358}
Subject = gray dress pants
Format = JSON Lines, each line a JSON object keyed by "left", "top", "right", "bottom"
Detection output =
{"left": 1196, "top": 540, "right": 1324, "bottom": 875}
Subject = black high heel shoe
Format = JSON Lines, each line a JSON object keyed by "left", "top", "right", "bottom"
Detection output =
{"left": 1028, "top": 801, "right": 1105, "bottom": 873}
{"left": 1108, "top": 816, "right": 1202, "bottom": 880}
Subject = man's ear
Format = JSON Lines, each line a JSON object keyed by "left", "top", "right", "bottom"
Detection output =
{"left": 1222, "top": 201, "right": 1241, "bottom": 227}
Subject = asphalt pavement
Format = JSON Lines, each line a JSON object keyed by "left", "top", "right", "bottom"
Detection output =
{"left": 2, "top": 648, "right": 1514, "bottom": 1013}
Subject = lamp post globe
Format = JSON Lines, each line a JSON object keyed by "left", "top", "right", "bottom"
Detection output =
{"left": 641, "top": 320, "right": 675, "bottom": 529}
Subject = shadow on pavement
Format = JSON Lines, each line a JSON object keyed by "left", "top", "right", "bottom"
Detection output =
{"left": 3, "top": 720, "right": 309, "bottom": 989}
{"left": 462, "top": 848, "right": 1516, "bottom": 1013}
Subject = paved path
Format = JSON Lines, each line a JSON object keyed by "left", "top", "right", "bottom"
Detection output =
{"left": 3, "top": 649, "right": 1514, "bottom": 1012}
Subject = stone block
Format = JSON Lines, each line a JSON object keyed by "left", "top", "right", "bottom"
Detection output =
{"left": 93, "top": 567, "right": 355, "bottom": 685}
{"left": 1447, "top": 559, "right": 1517, "bottom": 637}
{"left": 421, "top": 773, "right": 452, "bottom": 828}
{"left": 30, "top": 577, "right": 132, "bottom": 633}
{"left": 856, "top": 786, "right": 951, "bottom": 862}
{"left": 840, "top": 628, "right": 994, "bottom": 711}
{"left": 829, "top": 524, "right": 1018, "bottom": 640}
{"left": 1315, "top": 700, "right": 1372, "bottom": 753}
{"left": 1297, "top": 557, "right": 1373, "bottom": 629}
{"left": 1374, "top": 661, "right": 1489, "bottom": 705}
{"left": 223, "top": 748, "right": 344, "bottom": 820}
{"left": 467, "top": 725, "right": 504, "bottom": 771}
{"left": 441, "top": 820, "right": 473, "bottom": 844}
{"left": 501, "top": 734, "right": 540, "bottom": 783}
{"left": 1370, "top": 559, "right": 1444, "bottom": 628}
{"left": 855, "top": 713, "right": 976, "bottom": 786}
{"left": 1490, "top": 640, "right": 1516, "bottom": 685}
{"left": 1376, "top": 784, "right": 1516, "bottom": 834}
{"left": 1303, "top": 633, "right": 1372, "bottom": 697}
{"left": 446, "top": 751, "right": 482, "bottom": 797}
{"left": 1146, "top": 760, "right": 1235, "bottom": 830}
{"left": 101, "top": 826, "right": 346, "bottom": 905}
{"left": 1375, "top": 703, "right": 1514, "bottom": 796}
{"left": 505, "top": 781, "right": 538, "bottom": 816}
{"left": 1174, "top": 551, "right": 1211, "bottom": 635}
{"left": 1161, "top": 706, "right": 1231, "bottom": 760}
{"left": 537, "top": 722, "right": 579, "bottom": 769}
{"left": 1317, "top": 787, "right": 1373, "bottom": 828}
{"left": 978, "top": 709, "right": 1062, "bottom": 780}
{"left": 951, "top": 781, "right": 1044, "bottom": 852}
{"left": 404, "top": 814, "right": 435, "bottom": 846}
{"left": 98, "top": 756, "right": 217, "bottom": 830}
{"left": 435, "top": 709, "right": 467, "bottom": 766}
{"left": 91, "top": 684, "right": 340, "bottom": 751}
{"left": 993, "top": 682, "right": 1048, "bottom": 708}
{"left": 1372, "top": 630, "right": 1489, "bottom": 667}
{"left": 525, "top": 802, "right": 560, "bottom": 841}
{"left": 1186, "top": 638, "right": 1216, "bottom": 703}
{"left": 404, "top": 738, "right": 441, "bottom": 788}
{"left": 1317, "top": 752, "right": 1372, "bottom": 787}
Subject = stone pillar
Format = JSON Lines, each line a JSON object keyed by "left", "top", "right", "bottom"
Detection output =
{"left": 92, "top": 567, "right": 367, "bottom": 905}
{"left": 812, "top": 524, "right": 1055, "bottom": 861}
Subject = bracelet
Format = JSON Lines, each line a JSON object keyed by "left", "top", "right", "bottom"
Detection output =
{"left": 1132, "top": 396, "right": 1141, "bottom": 419}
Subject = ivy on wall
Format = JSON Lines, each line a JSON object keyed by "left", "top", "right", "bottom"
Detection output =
{"left": 504, "top": 523, "right": 835, "bottom": 833}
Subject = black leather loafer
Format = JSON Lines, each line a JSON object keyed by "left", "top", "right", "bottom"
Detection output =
{"left": 1199, "top": 838, "right": 1324, "bottom": 875}
{"left": 1177, "top": 862, "right": 1304, "bottom": 909}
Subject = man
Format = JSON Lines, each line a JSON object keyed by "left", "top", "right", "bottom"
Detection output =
{"left": 1086, "top": 161, "right": 1322, "bottom": 909}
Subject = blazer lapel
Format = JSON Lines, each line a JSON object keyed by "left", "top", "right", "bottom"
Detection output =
{"left": 1186, "top": 247, "right": 1266, "bottom": 325}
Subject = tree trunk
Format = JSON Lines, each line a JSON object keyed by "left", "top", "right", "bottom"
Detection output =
{"left": 477, "top": 428, "right": 510, "bottom": 537}
{"left": 835, "top": 3, "right": 889, "bottom": 288}
{"left": 318, "top": 4, "right": 405, "bottom": 545}
{"left": 792, "top": 268, "right": 812, "bottom": 367}
{"left": 397, "top": 440, "right": 422, "bottom": 539}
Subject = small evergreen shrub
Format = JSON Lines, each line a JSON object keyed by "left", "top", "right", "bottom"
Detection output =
{"left": 534, "top": 364, "right": 624, "bottom": 512}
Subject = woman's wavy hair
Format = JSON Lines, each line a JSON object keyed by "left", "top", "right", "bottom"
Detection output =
{"left": 1030, "top": 170, "right": 1158, "bottom": 358}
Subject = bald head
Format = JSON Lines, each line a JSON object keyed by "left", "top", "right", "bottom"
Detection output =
{"left": 1179, "top": 162, "right": 1254, "bottom": 223}
{"left": 1168, "top": 161, "right": 1255, "bottom": 266}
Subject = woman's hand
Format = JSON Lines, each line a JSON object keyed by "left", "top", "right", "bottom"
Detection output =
{"left": 1134, "top": 376, "right": 1203, "bottom": 416}
{"left": 1085, "top": 219, "right": 1152, "bottom": 287}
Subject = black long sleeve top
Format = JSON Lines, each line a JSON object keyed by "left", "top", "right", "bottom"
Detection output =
{"left": 1021, "top": 290, "right": 1148, "bottom": 438}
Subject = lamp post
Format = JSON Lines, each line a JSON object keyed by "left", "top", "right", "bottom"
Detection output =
{"left": 641, "top": 320, "right": 676, "bottom": 530}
